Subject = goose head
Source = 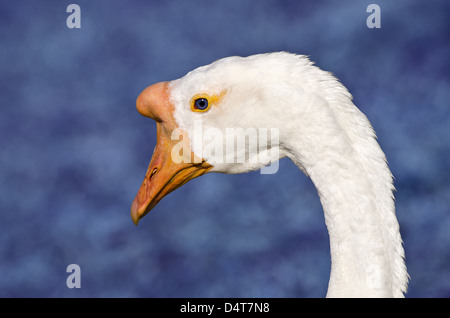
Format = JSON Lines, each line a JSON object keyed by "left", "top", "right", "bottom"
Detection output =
{"left": 131, "top": 53, "right": 303, "bottom": 224}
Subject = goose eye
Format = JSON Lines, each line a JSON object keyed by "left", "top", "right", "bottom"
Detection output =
{"left": 190, "top": 93, "right": 223, "bottom": 112}
{"left": 194, "top": 98, "right": 209, "bottom": 111}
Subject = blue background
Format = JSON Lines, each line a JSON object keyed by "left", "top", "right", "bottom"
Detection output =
{"left": 1, "top": 0, "right": 449, "bottom": 297}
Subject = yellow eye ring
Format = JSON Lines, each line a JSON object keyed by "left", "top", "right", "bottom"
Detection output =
{"left": 190, "top": 91, "right": 226, "bottom": 113}
{"left": 191, "top": 94, "right": 212, "bottom": 112}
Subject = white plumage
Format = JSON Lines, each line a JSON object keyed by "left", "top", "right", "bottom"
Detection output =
{"left": 132, "top": 52, "right": 409, "bottom": 297}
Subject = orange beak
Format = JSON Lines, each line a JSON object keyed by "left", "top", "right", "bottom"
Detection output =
{"left": 131, "top": 82, "right": 212, "bottom": 225}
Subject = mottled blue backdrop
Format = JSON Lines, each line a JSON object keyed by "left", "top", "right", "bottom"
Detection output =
{"left": 1, "top": 0, "right": 449, "bottom": 297}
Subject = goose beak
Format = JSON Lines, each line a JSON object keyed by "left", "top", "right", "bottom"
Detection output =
{"left": 131, "top": 82, "right": 212, "bottom": 225}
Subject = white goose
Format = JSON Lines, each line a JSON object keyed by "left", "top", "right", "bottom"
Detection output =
{"left": 131, "top": 52, "right": 408, "bottom": 297}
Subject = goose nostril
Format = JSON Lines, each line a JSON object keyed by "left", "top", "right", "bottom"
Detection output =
{"left": 150, "top": 167, "right": 158, "bottom": 179}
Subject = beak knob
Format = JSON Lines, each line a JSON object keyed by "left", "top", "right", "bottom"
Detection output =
{"left": 136, "top": 81, "right": 170, "bottom": 122}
